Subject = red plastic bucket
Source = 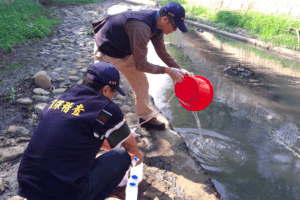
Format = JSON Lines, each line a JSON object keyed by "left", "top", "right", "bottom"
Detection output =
{"left": 175, "top": 76, "right": 214, "bottom": 111}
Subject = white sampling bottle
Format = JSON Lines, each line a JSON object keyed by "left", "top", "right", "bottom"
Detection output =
{"left": 130, "top": 157, "right": 143, "bottom": 183}
{"left": 125, "top": 182, "right": 138, "bottom": 200}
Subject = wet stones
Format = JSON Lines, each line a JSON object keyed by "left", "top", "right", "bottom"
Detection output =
{"left": 224, "top": 64, "right": 253, "bottom": 77}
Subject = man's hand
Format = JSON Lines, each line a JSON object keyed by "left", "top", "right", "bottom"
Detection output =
{"left": 131, "top": 150, "right": 144, "bottom": 167}
{"left": 168, "top": 68, "right": 184, "bottom": 83}
{"left": 180, "top": 68, "right": 194, "bottom": 77}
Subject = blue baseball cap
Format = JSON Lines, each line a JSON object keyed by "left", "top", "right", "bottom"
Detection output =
{"left": 161, "top": 2, "right": 188, "bottom": 33}
{"left": 87, "top": 62, "right": 126, "bottom": 96}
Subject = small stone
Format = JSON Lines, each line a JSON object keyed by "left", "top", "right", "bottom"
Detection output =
{"left": 32, "top": 95, "right": 51, "bottom": 102}
{"left": 76, "top": 65, "right": 83, "bottom": 69}
{"left": 7, "top": 196, "right": 25, "bottom": 200}
{"left": 0, "top": 177, "right": 8, "bottom": 195}
{"left": 54, "top": 68, "right": 63, "bottom": 72}
{"left": 0, "top": 147, "right": 25, "bottom": 163}
{"left": 60, "top": 83, "right": 73, "bottom": 88}
{"left": 249, "top": 79, "right": 260, "bottom": 83}
{"left": 51, "top": 39, "right": 60, "bottom": 44}
{"left": 33, "top": 88, "right": 50, "bottom": 95}
{"left": 79, "top": 59, "right": 90, "bottom": 63}
{"left": 68, "top": 76, "right": 80, "bottom": 81}
{"left": 34, "top": 103, "right": 48, "bottom": 115}
{"left": 76, "top": 79, "right": 83, "bottom": 85}
{"left": 57, "top": 55, "right": 68, "bottom": 60}
{"left": 4, "top": 125, "right": 29, "bottom": 137}
{"left": 40, "top": 51, "right": 50, "bottom": 55}
{"left": 50, "top": 72, "right": 58, "bottom": 76}
{"left": 121, "top": 105, "right": 131, "bottom": 113}
{"left": 33, "top": 71, "right": 51, "bottom": 90}
{"left": 80, "top": 68, "right": 87, "bottom": 73}
{"left": 52, "top": 88, "right": 67, "bottom": 94}
{"left": 16, "top": 98, "right": 33, "bottom": 104}
{"left": 56, "top": 77, "right": 66, "bottom": 82}
{"left": 253, "top": 83, "right": 264, "bottom": 86}
{"left": 16, "top": 137, "right": 31, "bottom": 143}
{"left": 67, "top": 71, "right": 78, "bottom": 75}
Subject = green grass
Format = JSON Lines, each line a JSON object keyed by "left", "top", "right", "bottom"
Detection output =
{"left": 0, "top": 0, "right": 60, "bottom": 51}
{"left": 158, "top": 0, "right": 300, "bottom": 51}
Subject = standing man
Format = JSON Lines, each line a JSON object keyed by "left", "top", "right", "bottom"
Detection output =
{"left": 93, "top": 2, "right": 192, "bottom": 130}
{"left": 17, "top": 62, "right": 144, "bottom": 200}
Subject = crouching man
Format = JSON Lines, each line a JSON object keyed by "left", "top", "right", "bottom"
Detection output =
{"left": 17, "top": 62, "right": 144, "bottom": 200}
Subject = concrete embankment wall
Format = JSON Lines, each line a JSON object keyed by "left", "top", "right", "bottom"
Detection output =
{"left": 187, "top": 0, "right": 300, "bottom": 19}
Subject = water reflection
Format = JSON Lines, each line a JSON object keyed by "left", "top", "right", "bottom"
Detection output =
{"left": 146, "top": 29, "right": 300, "bottom": 200}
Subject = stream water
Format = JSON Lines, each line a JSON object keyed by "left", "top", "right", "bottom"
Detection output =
{"left": 146, "top": 29, "right": 300, "bottom": 200}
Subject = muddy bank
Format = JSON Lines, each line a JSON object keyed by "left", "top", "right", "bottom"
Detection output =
{"left": 0, "top": 0, "right": 221, "bottom": 199}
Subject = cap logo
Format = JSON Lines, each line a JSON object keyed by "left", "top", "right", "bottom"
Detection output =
{"left": 168, "top": 12, "right": 174, "bottom": 17}
{"left": 109, "top": 81, "right": 116, "bottom": 85}
{"left": 181, "top": 17, "right": 185, "bottom": 20}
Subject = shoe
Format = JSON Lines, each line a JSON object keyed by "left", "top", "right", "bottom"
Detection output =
{"left": 139, "top": 117, "right": 165, "bottom": 130}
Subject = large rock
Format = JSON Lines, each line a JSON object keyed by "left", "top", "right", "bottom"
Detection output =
{"left": 0, "top": 146, "right": 25, "bottom": 164}
{"left": 33, "top": 71, "right": 51, "bottom": 90}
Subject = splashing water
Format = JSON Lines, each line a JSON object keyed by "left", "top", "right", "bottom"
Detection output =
{"left": 192, "top": 111, "right": 204, "bottom": 149}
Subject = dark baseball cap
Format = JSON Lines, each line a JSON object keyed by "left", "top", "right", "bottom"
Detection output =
{"left": 161, "top": 2, "right": 188, "bottom": 33}
{"left": 87, "top": 62, "right": 126, "bottom": 96}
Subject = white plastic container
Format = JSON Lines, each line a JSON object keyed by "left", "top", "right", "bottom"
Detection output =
{"left": 130, "top": 157, "right": 143, "bottom": 183}
{"left": 125, "top": 181, "right": 138, "bottom": 200}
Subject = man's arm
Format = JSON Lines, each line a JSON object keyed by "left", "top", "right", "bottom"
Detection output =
{"left": 125, "top": 19, "right": 166, "bottom": 74}
{"left": 121, "top": 134, "right": 144, "bottom": 166}
{"left": 151, "top": 33, "right": 181, "bottom": 71}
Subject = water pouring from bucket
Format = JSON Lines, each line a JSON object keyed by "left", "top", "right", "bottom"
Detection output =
{"left": 175, "top": 76, "right": 214, "bottom": 148}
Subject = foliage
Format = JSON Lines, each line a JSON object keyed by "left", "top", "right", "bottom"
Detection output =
{"left": 158, "top": 0, "right": 300, "bottom": 50}
{"left": 0, "top": 0, "right": 59, "bottom": 50}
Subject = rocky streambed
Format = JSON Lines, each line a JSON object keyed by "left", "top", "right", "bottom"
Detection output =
{"left": 0, "top": 0, "right": 221, "bottom": 199}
